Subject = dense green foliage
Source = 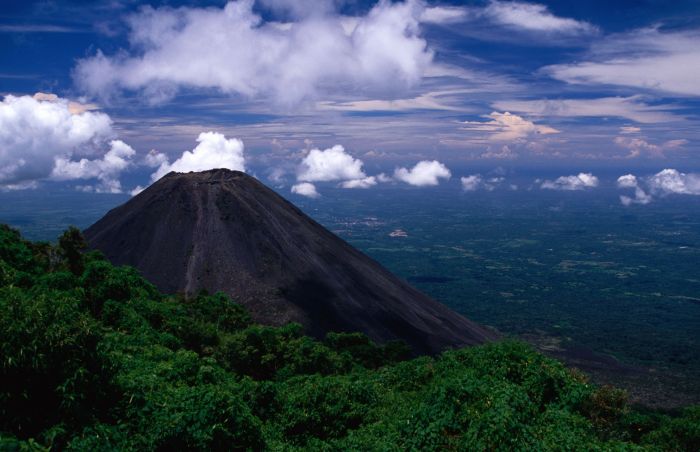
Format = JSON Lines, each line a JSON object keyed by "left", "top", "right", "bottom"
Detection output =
{"left": 0, "top": 224, "right": 698, "bottom": 451}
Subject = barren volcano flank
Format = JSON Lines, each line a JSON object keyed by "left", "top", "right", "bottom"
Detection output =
{"left": 85, "top": 169, "right": 495, "bottom": 353}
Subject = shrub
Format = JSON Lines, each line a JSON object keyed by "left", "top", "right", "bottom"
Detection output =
{"left": 0, "top": 288, "right": 104, "bottom": 438}
{"left": 276, "top": 374, "right": 378, "bottom": 444}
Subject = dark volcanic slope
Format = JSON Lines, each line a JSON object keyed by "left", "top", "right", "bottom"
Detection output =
{"left": 85, "top": 169, "right": 496, "bottom": 353}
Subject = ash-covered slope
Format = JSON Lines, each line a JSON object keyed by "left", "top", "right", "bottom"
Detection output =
{"left": 85, "top": 169, "right": 495, "bottom": 353}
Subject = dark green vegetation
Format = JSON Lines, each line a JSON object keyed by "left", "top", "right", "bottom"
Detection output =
{"left": 1, "top": 225, "right": 699, "bottom": 451}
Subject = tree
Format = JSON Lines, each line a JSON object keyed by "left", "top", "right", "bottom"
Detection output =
{"left": 57, "top": 227, "right": 87, "bottom": 276}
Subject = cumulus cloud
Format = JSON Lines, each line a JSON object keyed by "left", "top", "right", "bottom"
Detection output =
{"left": 297, "top": 145, "right": 366, "bottom": 182}
{"left": 461, "top": 174, "right": 506, "bottom": 191}
{"left": 294, "top": 144, "right": 381, "bottom": 192}
{"left": 616, "top": 174, "right": 638, "bottom": 189}
{"left": 143, "top": 149, "right": 169, "bottom": 168}
{"left": 151, "top": 132, "right": 245, "bottom": 181}
{"left": 461, "top": 111, "right": 559, "bottom": 142}
{"left": 544, "top": 28, "right": 700, "bottom": 97}
{"left": 291, "top": 182, "right": 319, "bottom": 198}
{"left": 620, "top": 188, "right": 652, "bottom": 206}
{"left": 130, "top": 185, "right": 146, "bottom": 197}
{"left": 614, "top": 136, "right": 687, "bottom": 159}
{"left": 616, "top": 169, "right": 700, "bottom": 205}
{"left": 376, "top": 173, "right": 392, "bottom": 183}
{"left": 51, "top": 140, "right": 136, "bottom": 193}
{"left": 540, "top": 173, "right": 599, "bottom": 191}
{"left": 480, "top": 145, "right": 517, "bottom": 160}
{"left": 616, "top": 174, "right": 651, "bottom": 205}
{"left": 267, "top": 167, "right": 287, "bottom": 184}
{"left": 74, "top": 0, "right": 434, "bottom": 106}
{"left": 460, "top": 175, "right": 482, "bottom": 191}
{"left": 394, "top": 160, "right": 451, "bottom": 186}
{"left": 647, "top": 169, "right": 700, "bottom": 196}
{"left": 0, "top": 93, "right": 139, "bottom": 190}
{"left": 340, "top": 176, "right": 377, "bottom": 189}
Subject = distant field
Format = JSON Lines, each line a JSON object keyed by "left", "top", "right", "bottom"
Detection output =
{"left": 295, "top": 183, "right": 700, "bottom": 407}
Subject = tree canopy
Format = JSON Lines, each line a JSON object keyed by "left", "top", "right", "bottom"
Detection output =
{"left": 0, "top": 224, "right": 698, "bottom": 451}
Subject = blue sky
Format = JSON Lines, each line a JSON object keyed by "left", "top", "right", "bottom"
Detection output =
{"left": 1, "top": 0, "right": 699, "bottom": 198}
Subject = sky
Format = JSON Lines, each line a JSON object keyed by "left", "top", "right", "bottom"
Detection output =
{"left": 1, "top": 0, "right": 699, "bottom": 201}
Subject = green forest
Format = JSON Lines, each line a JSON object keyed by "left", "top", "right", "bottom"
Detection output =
{"left": 0, "top": 224, "right": 698, "bottom": 451}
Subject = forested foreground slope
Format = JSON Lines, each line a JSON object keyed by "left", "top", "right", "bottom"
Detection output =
{"left": 0, "top": 225, "right": 698, "bottom": 451}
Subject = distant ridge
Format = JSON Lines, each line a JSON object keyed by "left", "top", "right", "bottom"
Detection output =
{"left": 85, "top": 169, "right": 496, "bottom": 353}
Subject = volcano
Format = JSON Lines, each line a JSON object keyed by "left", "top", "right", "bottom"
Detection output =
{"left": 85, "top": 169, "right": 495, "bottom": 353}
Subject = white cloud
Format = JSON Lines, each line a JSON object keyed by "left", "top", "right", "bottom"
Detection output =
{"left": 267, "top": 167, "right": 287, "bottom": 184}
{"left": 420, "top": 1, "right": 596, "bottom": 37}
{"left": 460, "top": 175, "right": 482, "bottom": 191}
{"left": 619, "top": 126, "right": 641, "bottom": 134}
{"left": 480, "top": 145, "right": 517, "bottom": 160}
{"left": 483, "top": 1, "right": 597, "bottom": 35}
{"left": 461, "top": 174, "right": 505, "bottom": 191}
{"left": 621, "top": 188, "right": 651, "bottom": 206}
{"left": 540, "top": 172, "right": 599, "bottom": 191}
{"left": 487, "top": 177, "right": 506, "bottom": 189}
{"left": 492, "top": 97, "right": 679, "bottom": 124}
{"left": 0, "top": 181, "right": 39, "bottom": 191}
{"left": 461, "top": 111, "right": 559, "bottom": 142}
{"left": 420, "top": 6, "right": 468, "bottom": 24}
{"left": 614, "top": 136, "right": 687, "bottom": 159}
{"left": 291, "top": 182, "right": 319, "bottom": 198}
{"left": 143, "top": 149, "right": 169, "bottom": 167}
{"left": 340, "top": 176, "right": 377, "bottom": 189}
{"left": 647, "top": 169, "right": 700, "bottom": 196}
{"left": 130, "top": 185, "right": 146, "bottom": 196}
{"left": 316, "top": 90, "right": 464, "bottom": 112}
{"left": 620, "top": 187, "right": 653, "bottom": 206}
{"left": 394, "top": 160, "right": 451, "bottom": 186}
{"left": 294, "top": 144, "right": 384, "bottom": 194}
{"left": 616, "top": 174, "right": 638, "bottom": 189}
{"left": 376, "top": 172, "right": 392, "bottom": 183}
{"left": 295, "top": 144, "right": 386, "bottom": 193}
{"left": 297, "top": 144, "right": 366, "bottom": 182}
{"left": 75, "top": 0, "right": 434, "bottom": 106}
{"left": 544, "top": 28, "right": 700, "bottom": 97}
{"left": 616, "top": 169, "right": 700, "bottom": 205}
{"left": 0, "top": 93, "right": 136, "bottom": 190}
{"left": 51, "top": 140, "right": 136, "bottom": 193}
{"left": 617, "top": 173, "right": 652, "bottom": 205}
{"left": 151, "top": 131, "right": 245, "bottom": 181}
